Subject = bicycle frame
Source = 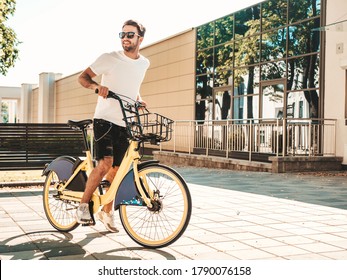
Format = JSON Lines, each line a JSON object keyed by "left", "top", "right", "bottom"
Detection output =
{"left": 45, "top": 138, "right": 154, "bottom": 215}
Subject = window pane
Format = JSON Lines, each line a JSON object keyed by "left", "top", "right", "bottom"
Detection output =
{"left": 262, "top": 0, "right": 287, "bottom": 31}
{"left": 261, "top": 60, "right": 286, "bottom": 80}
{"left": 235, "top": 5, "right": 260, "bottom": 38}
{"left": 234, "top": 35, "right": 260, "bottom": 67}
{"left": 214, "top": 69, "right": 233, "bottom": 87}
{"left": 233, "top": 95, "right": 259, "bottom": 119}
{"left": 196, "top": 75, "right": 213, "bottom": 121}
{"left": 288, "top": 19, "right": 320, "bottom": 57}
{"left": 214, "top": 43, "right": 233, "bottom": 70}
{"left": 287, "top": 90, "right": 319, "bottom": 118}
{"left": 234, "top": 66, "right": 260, "bottom": 95}
{"left": 287, "top": 92, "right": 301, "bottom": 118}
{"left": 196, "top": 75, "right": 213, "bottom": 98}
{"left": 215, "top": 15, "right": 234, "bottom": 45}
{"left": 289, "top": 0, "right": 321, "bottom": 24}
{"left": 195, "top": 99, "right": 211, "bottom": 122}
{"left": 261, "top": 28, "right": 287, "bottom": 62}
{"left": 197, "top": 22, "right": 214, "bottom": 50}
{"left": 287, "top": 54, "right": 320, "bottom": 90}
{"left": 233, "top": 96, "right": 244, "bottom": 120}
{"left": 261, "top": 84, "right": 284, "bottom": 119}
{"left": 196, "top": 48, "right": 214, "bottom": 75}
{"left": 214, "top": 90, "right": 231, "bottom": 120}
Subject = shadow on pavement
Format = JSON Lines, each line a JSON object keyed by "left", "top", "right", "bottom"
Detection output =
{"left": 0, "top": 230, "right": 176, "bottom": 260}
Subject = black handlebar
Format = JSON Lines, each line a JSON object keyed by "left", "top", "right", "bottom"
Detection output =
{"left": 95, "top": 88, "right": 147, "bottom": 111}
{"left": 95, "top": 88, "right": 119, "bottom": 100}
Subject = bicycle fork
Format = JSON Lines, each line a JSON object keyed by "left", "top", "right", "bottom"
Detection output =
{"left": 132, "top": 160, "right": 154, "bottom": 209}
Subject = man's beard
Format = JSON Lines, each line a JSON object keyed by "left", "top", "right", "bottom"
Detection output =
{"left": 122, "top": 41, "right": 137, "bottom": 52}
{"left": 123, "top": 45, "right": 135, "bottom": 52}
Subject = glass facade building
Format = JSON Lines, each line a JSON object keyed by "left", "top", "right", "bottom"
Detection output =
{"left": 195, "top": 0, "right": 322, "bottom": 123}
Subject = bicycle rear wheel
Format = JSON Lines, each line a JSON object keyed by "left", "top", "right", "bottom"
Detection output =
{"left": 43, "top": 170, "right": 80, "bottom": 232}
{"left": 119, "top": 164, "right": 192, "bottom": 248}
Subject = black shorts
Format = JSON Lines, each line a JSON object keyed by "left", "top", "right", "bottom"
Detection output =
{"left": 93, "top": 119, "right": 129, "bottom": 167}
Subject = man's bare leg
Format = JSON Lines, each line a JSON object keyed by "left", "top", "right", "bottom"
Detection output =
{"left": 94, "top": 165, "right": 120, "bottom": 232}
{"left": 101, "top": 166, "right": 119, "bottom": 213}
{"left": 76, "top": 157, "right": 113, "bottom": 224}
{"left": 80, "top": 157, "right": 113, "bottom": 204}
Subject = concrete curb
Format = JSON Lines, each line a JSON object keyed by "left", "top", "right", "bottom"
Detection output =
{"left": 0, "top": 181, "right": 44, "bottom": 188}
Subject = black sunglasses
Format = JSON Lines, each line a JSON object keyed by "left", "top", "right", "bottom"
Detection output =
{"left": 119, "top": 31, "right": 141, "bottom": 39}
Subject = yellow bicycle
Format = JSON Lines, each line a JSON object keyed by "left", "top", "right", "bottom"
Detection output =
{"left": 42, "top": 91, "right": 192, "bottom": 248}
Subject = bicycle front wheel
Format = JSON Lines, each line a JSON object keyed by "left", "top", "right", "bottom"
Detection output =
{"left": 119, "top": 164, "right": 192, "bottom": 248}
{"left": 43, "top": 170, "right": 80, "bottom": 232}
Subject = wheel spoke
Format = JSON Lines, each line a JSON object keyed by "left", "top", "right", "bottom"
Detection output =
{"left": 43, "top": 171, "right": 79, "bottom": 232}
{"left": 120, "top": 165, "right": 191, "bottom": 248}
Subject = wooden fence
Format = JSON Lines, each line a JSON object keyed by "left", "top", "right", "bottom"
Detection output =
{"left": 0, "top": 123, "right": 85, "bottom": 170}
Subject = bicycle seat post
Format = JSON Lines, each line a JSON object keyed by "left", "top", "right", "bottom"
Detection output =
{"left": 81, "top": 125, "right": 90, "bottom": 152}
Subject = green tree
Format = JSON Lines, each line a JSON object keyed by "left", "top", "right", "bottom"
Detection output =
{"left": 0, "top": 0, "right": 19, "bottom": 75}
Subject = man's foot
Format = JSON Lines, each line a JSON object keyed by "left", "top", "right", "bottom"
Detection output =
{"left": 75, "top": 203, "right": 92, "bottom": 224}
{"left": 96, "top": 210, "right": 119, "bottom": 233}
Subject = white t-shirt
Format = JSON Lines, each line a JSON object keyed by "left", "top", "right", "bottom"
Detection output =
{"left": 90, "top": 50, "right": 150, "bottom": 126}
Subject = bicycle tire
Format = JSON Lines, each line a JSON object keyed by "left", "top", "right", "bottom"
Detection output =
{"left": 43, "top": 170, "right": 80, "bottom": 232}
{"left": 119, "top": 164, "right": 192, "bottom": 248}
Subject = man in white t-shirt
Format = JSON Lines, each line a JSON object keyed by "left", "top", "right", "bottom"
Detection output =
{"left": 75, "top": 19, "right": 150, "bottom": 232}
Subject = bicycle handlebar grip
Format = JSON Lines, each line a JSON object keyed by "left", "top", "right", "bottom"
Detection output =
{"left": 95, "top": 88, "right": 115, "bottom": 99}
{"left": 95, "top": 88, "right": 128, "bottom": 102}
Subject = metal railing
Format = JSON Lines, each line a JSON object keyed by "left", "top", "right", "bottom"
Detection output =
{"left": 160, "top": 118, "right": 337, "bottom": 161}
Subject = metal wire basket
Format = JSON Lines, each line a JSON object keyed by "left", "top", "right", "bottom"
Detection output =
{"left": 125, "top": 112, "right": 174, "bottom": 143}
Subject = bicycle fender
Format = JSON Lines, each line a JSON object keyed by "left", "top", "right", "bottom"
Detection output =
{"left": 114, "top": 169, "right": 141, "bottom": 209}
{"left": 137, "top": 160, "right": 159, "bottom": 168}
{"left": 114, "top": 161, "right": 158, "bottom": 209}
{"left": 42, "top": 156, "right": 76, "bottom": 180}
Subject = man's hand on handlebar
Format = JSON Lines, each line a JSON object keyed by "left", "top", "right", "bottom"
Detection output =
{"left": 94, "top": 88, "right": 148, "bottom": 111}
{"left": 136, "top": 100, "right": 147, "bottom": 111}
{"left": 95, "top": 85, "right": 109, "bottom": 99}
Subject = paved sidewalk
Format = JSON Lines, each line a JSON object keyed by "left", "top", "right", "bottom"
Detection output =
{"left": 174, "top": 167, "right": 347, "bottom": 210}
{"left": 1, "top": 179, "right": 347, "bottom": 260}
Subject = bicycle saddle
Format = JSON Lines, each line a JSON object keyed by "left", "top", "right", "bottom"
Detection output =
{"left": 67, "top": 119, "right": 93, "bottom": 130}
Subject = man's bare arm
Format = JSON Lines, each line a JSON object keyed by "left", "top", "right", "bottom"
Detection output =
{"left": 78, "top": 67, "right": 108, "bottom": 98}
{"left": 78, "top": 67, "right": 98, "bottom": 90}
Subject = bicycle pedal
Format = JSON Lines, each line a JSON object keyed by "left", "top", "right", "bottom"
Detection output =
{"left": 86, "top": 201, "right": 96, "bottom": 226}
{"left": 81, "top": 219, "right": 95, "bottom": 226}
{"left": 100, "top": 180, "right": 111, "bottom": 187}
{"left": 98, "top": 180, "right": 111, "bottom": 195}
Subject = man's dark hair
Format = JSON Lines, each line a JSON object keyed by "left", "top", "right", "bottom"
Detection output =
{"left": 123, "top": 19, "right": 146, "bottom": 37}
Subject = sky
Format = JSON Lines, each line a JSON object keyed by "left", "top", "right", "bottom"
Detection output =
{"left": 1, "top": 0, "right": 260, "bottom": 87}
